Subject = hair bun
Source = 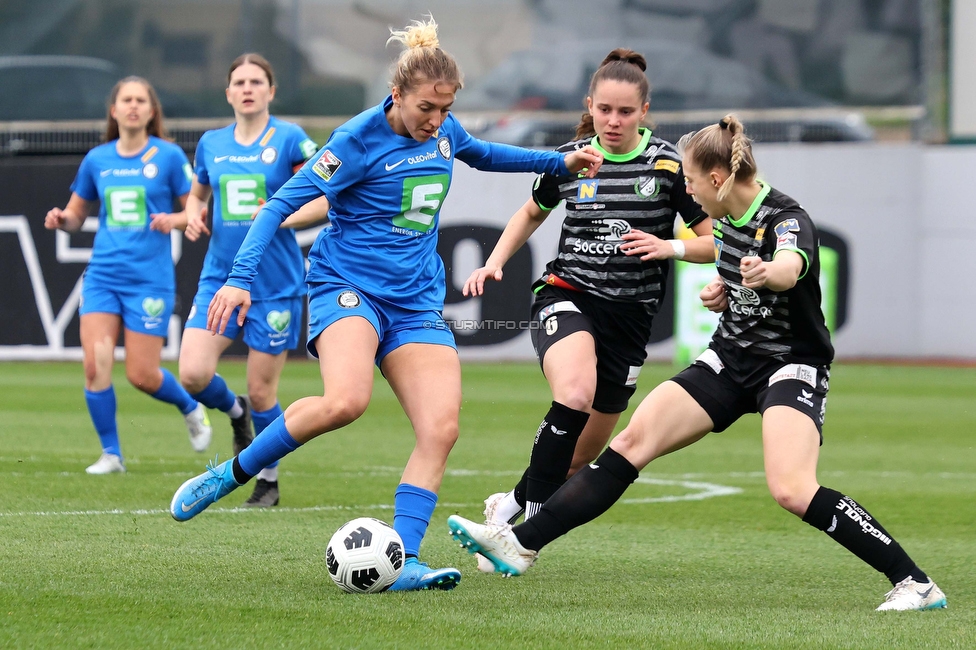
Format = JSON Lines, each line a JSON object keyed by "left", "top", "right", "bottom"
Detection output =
{"left": 602, "top": 48, "right": 647, "bottom": 72}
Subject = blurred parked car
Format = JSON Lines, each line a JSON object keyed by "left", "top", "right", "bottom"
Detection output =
{"left": 0, "top": 55, "right": 203, "bottom": 121}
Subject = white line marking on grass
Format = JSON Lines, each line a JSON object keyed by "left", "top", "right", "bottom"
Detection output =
{"left": 621, "top": 477, "right": 742, "bottom": 504}
{"left": 0, "top": 502, "right": 469, "bottom": 518}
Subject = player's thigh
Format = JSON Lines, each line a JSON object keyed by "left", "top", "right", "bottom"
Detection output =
{"left": 313, "top": 316, "right": 378, "bottom": 409}
{"left": 541, "top": 330, "right": 598, "bottom": 407}
{"left": 611, "top": 380, "right": 713, "bottom": 468}
{"left": 761, "top": 405, "right": 821, "bottom": 514}
{"left": 179, "top": 327, "right": 233, "bottom": 385}
{"left": 382, "top": 342, "right": 461, "bottom": 442}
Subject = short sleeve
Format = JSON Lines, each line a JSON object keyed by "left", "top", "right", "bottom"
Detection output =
{"left": 70, "top": 152, "right": 99, "bottom": 201}
{"left": 193, "top": 137, "right": 209, "bottom": 186}
{"left": 169, "top": 146, "right": 192, "bottom": 196}
{"left": 531, "top": 173, "right": 562, "bottom": 211}
{"left": 299, "top": 129, "right": 366, "bottom": 203}
{"left": 768, "top": 210, "right": 816, "bottom": 279}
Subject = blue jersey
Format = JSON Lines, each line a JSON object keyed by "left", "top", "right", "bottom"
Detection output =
{"left": 226, "top": 95, "right": 570, "bottom": 311}
{"left": 193, "top": 117, "right": 317, "bottom": 301}
{"left": 71, "top": 136, "right": 191, "bottom": 291}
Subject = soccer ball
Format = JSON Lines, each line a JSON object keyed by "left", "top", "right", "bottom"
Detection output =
{"left": 326, "top": 517, "right": 404, "bottom": 593}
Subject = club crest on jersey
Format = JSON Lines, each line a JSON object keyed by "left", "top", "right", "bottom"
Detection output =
{"left": 261, "top": 147, "right": 277, "bottom": 164}
{"left": 634, "top": 176, "right": 658, "bottom": 198}
{"left": 774, "top": 218, "right": 799, "bottom": 237}
{"left": 142, "top": 163, "right": 158, "bottom": 179}
{"left": 577, "top": 179, "right": 599, "bottom": 202}
{"left": 337, "top": 291, "right": 361, "bottom": 308}
{"left": 653, "top": 158, "right": 680, "bottom": 173}
{"left": 436, "top": 136, "right": 451, "bottom": 160}
{"left": 312, "top": 150, "right": 342, "bottom": 181}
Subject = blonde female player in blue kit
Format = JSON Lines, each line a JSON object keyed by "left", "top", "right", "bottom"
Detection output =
{"left": 170, "top": 16, "right": 604, "bottom": 592}
{"left": 44, "top": 76, "right": 211, "bottom": 474}
{"left": 178, "top": 53, "right": 324, "bottom": 508}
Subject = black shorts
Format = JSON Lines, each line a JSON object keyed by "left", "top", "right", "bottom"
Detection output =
{"left": 670, "top": 345, "right": 830, "bottom": 439}
{"left": 529, "top": 286, "right": 653, "bottom": 414}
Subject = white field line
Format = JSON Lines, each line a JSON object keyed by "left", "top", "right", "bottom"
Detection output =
{"left": 0, "top": 472, "right": 743, "bottom": 518}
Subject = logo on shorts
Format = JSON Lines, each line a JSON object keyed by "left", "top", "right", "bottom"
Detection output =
{"left": 337, "top": 291, "right": 361, "bottom": 308}
{"left": 141, "top": 297, "right": 164, "bottom": 329}
{"left": 436, "top": 136, "right": 451, "bottom": 160}
{"left": 266, "top": 310, "right": 291, "bottom": 333}
{"left": 188, "top": 304, "right": 197, "bottom": 320}
{"left": 261, "top": 147, "right": 277, "bottom": 164}
{"left": 545, "top": 315, "right": 558, "bottom": 335}
{"left": 142, "top": 163, "right": 158, "bottom": 179}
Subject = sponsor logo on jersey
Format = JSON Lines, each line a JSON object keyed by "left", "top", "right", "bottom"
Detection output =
{"left": 653, "top": 158, "right": 680, "bottom": 173}
{"left": 102, "top": 168, "right": 141, "bottom": 177}
{"left": 635, "top": 176, "right": 658, "bottom": 198}
{"left": 142, "top": 163, "right": 158, "bottom": 179}
{"left": 407, "top": 151, "right": 438, "bottom": 165}
{"left": 260, "top": 147, "right": 277, "bottom": 164}
{"left": 577, "top": 179, "right": 599, "bottom": 202}
{"left": 299, "top": 138, "right": 318, "bottom": 159}
{"left": 214, "top": 155, "right": 230, "bottom": 163}
{"left": 728, "top": 283, "right": 773, "bottom": 318}
{"left": 754, "top": 226, "right": 765, "bottom": 247}
{"left": 337, "top": 290, "right": 361, "bottom": 308}
{"left": 776, "top": 233, "right": 798, "bottom": 250}
{"left": 312, "top": 150, "right": 342, "bottom": 181}
{"left": 774, "top": 218, "right": 800, "bottom": 237}
{"left": 436, "top": 136, "right": 451, "bottom": 160}
{"left": 593, "top": 218, "right": 631, "bottom": 242}
{"left": 385, "top": 159, "right": 405, "bottom": 171}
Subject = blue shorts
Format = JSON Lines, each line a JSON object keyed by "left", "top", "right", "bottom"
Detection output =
{"left": 186, "top": 287, "right": 302, "bottom": 355}
{"left": 80, "top": 275, "right": 174, "bottom": 336}
{"left": 306, "top": 283, "right": 455, "bottom": 365}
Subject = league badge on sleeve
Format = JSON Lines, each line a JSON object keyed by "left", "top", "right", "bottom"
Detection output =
{"left": 312, "top": 150, "right": 342, "bottom": 182}
{"left": 773, "top": 218, "right": 800, "bottom": 237}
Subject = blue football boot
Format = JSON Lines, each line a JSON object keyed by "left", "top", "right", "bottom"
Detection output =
{"left": 170, "top": 457, "right": 241, "bottom": 521}
{"left": 386, "top": 557, "right": 461, "bottom": 592}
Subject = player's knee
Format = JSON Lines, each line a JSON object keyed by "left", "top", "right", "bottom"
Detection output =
{"left": 126, "top": 365, "right": 159, "bottom": 393}
{"left": 246, "top": 381, "right": 276, "bottom": 411}
{"left": 767, "top": 480, "right": 810, "bottom": 517}
{"left": 324, "top": 394, "right": 369, "bottom": 428}
{"left": 178, "top": 367, "right": 209, "bottom": 394}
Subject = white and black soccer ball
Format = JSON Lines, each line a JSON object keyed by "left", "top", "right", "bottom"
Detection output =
{"left": 326, "top": 517, "right": 404, "bottom": 594}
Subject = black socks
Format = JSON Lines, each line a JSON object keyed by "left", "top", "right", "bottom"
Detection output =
{"left": 514, "top": 447, "right": 639, "bottom": 551}
{"left": 524, "top": 401, "right": 590, "bottom": 518}
{"left": 803, "top": 486, "right": 926, "bottom": 585}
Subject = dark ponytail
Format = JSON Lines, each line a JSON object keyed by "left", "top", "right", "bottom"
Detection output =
{"left": 574, "top": 48, "right": 650, "bottom": 140}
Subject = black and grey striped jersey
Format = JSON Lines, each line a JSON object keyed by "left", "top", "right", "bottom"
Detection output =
{"left": 712, "top": 183, "right": 833, "bottom": 365}
{"left": 531, "top": 128, "right": 706, "bottom": 310}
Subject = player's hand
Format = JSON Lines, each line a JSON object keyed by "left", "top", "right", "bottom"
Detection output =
{"left": 44, "top": 208, "right": 68, "bottom": 230}
{"left": 739, "top": 255, "right": 768, "bottom": 289}
{"left": 462, "top": 265, "right": 504, "bottom": 297}
{"left": 564, "top": 145, "right": 603, "bottom": 178}
{"left": 700, "top": 278, "right": 728, "bottom": 312}
{"left": 184, "top": 205, "right": 210, "bottom": 242}
{"left": 620, "top": 229, "right": 674, "bottom": 260}
{"left": 149, "top": 211, "right": 185, "bottom": 234}
{"left": 207, "top": 285, "right": 251, "bottom": 335}
{"left": 250, "top": 198, "right": 266, "bottom": 220}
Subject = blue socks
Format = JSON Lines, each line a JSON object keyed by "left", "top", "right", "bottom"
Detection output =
{"left": 251, "top": 403, "right": 283, "bottom": 470}
{"left": 394, "top": 484, "right": 438, "bottom": 558}
{"left": 85, "top": 386, "right": 120, "bottom": 457}
{"left": 191, "top": 374, "right": 237, "bottom": 412}
{"left": 151, "top": 368, "right": 197, "bottom": 415}
{"left": 236, "top": 414, "right": 300, "bottom": 478}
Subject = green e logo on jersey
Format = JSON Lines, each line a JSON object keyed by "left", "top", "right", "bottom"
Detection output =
{"left": 220, "top": 174, "right": 267, "bottom": 221}
{"left": 394, "top": 174, "right": 449, "bottom": 233}
{"left": 105, "top": 186, "right": 147, "bottom": 227}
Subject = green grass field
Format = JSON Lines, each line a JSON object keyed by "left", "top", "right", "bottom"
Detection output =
{"left": 1, "top": 360, "right": 973, "bottom": 649}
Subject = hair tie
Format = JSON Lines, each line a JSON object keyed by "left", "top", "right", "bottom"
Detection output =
{"left": 719, "top": 119, "right": 729, "bottom": 130}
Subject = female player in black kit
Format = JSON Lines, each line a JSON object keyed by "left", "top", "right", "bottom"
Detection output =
{"left": 463, "top": 49, "right": 712, "bottom": 534}
{"left": 450, "top": 115, "right": 947, "bottom": 612}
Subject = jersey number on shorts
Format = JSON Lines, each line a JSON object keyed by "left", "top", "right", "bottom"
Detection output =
{"left": 394, "top": 174, "right": 449, "bottom": 233}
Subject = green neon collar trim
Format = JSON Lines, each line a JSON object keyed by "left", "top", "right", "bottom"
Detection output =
{"left": 728, "top": 181, "right": 770, "bottom": 227}
{"left": 591, "top": 128, "right": 652, "bottom": 163}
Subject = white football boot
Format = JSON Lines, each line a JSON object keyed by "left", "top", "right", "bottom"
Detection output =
{"left": 85, "top": 453, "right": 126, "bottom": 474}
{"left": 476, "top": 491, "right": 526, "bottom": 572}
{"left": 184, "top": 403, "right": 212, "bottom": 453}
{"left": 876, "top": 577, "right": 947, "bottom": 611}
{"left": 448, "top": 515, "right": 537, "bottom": 577}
